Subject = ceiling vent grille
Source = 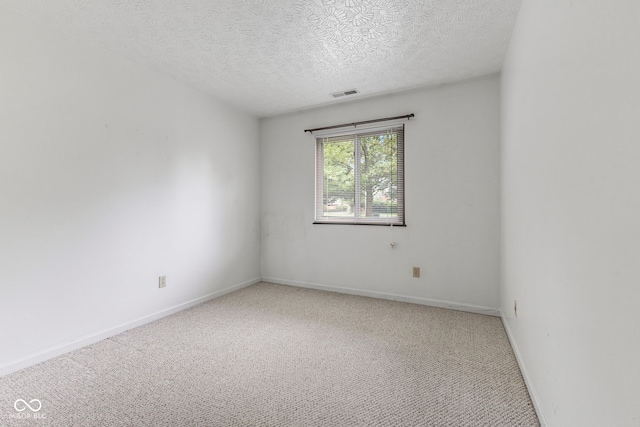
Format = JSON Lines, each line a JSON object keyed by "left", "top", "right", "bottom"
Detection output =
{"left": 331, "top": 89, "right": 359, "bottom": 98}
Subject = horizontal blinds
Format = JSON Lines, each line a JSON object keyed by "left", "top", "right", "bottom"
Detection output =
{"left": 396, "top": 126, "right": 405, "bottom": 225}
{"left": 315, "top": 125, "right": 404, "bottom": 225}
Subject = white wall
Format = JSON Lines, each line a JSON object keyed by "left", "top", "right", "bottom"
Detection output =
{"left": 0, "top": 7, "right": 261, "bottom": 374}
{"left": 261, "top": 76, "right": 500, "bottom": 313}
{"left": 501, "top": 1, "right": 640, "bottom": 425}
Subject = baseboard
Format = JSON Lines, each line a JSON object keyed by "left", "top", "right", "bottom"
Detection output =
{"left": 500, "top": 315, "right": 548, "bottom": 426}
{"left": 262, "top": 276, "right": 500, "bottom": 317}
{"left": 0, "top": 277, "right": 261, "bottom": 378}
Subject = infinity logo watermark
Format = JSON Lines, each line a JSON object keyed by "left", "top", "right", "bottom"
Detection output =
{"left": 2, "top": 399, "right": 47, "bottom": 420}
{"left": 14, "top": 399, "right": 42, "bottom": 412}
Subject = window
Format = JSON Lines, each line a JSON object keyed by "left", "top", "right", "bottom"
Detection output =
{"left": 315, "top": 125, "right": 404, "bottom": 225}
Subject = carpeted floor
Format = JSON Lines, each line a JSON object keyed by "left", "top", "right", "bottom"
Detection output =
{"left": 0, "top": 282, "right": 539, "bottom": 426}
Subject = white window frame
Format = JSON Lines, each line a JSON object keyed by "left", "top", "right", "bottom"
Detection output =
{"left": 314, "top": 123, "right": 405, "bottom": 226}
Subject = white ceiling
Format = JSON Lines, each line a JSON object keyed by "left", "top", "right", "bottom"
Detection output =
{"left": 1, "top": 0, "right": 522, "bottom": 117}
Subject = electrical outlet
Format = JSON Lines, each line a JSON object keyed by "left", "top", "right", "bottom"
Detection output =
{"left": 514, "top": 299, "right": 518, "bottom": 318}
{"left": 159, "top": 275, "right": 167, "bottom": 288}
{"left": 412, "top": 267, "right": 420, "bottom": 278}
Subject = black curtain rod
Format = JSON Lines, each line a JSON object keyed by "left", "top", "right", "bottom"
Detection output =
{"left": 304, "top": 114, "right": 414, "bottom": 133}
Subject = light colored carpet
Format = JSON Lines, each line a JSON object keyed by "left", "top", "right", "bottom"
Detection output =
{"left": 0, "top": 282, "right": 539, "bottom": 426}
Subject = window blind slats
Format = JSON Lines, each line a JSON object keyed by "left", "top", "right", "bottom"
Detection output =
{"left": 315, "top": 125, "right": 405, "bottom": 225}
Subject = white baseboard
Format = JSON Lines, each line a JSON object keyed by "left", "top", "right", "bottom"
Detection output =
{"left": 0, "top": 277, "right": 261, "bottom": 378}
{"left": 501, "top": 315, "right": 548, "bottom": 427}
{"left": 262, "top": 276, "right": 500, "bottom": 317}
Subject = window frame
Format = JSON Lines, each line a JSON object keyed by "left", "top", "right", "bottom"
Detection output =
{"left": 314, "top": 123, "right": 405, "bottom": 226}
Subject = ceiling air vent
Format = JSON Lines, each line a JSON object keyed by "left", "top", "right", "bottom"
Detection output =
{"left": 331, "top": 89, "right": 359, "bottom": 98}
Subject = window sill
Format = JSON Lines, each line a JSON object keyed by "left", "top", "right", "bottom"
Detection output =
{"left": 313, "top": 221, "right": 406, "bottom": 227}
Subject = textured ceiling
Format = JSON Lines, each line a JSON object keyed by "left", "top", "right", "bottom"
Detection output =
{"left": 0, "top": 0, "right": 522, "bottom": 117}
